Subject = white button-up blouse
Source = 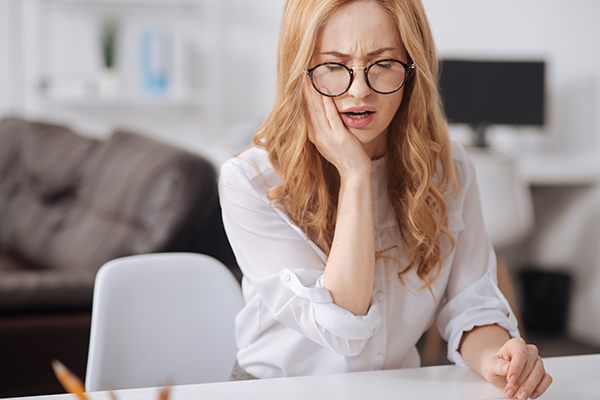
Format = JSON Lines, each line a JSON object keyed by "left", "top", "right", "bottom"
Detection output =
{"left": 218, "top": 140, "right": 519, "bottom": 379}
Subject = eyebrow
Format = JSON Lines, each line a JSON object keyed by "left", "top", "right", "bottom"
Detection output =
{"left": 319, "top": 47, "right": 402, "bottom": 57}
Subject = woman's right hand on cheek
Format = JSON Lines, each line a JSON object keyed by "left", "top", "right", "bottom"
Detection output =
{"left": 303, "top": 78, "right": 371, "bottom": 180}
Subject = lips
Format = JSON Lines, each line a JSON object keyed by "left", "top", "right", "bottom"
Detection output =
{"left": 340, "top": 106, "right": 376, "bottom": 129}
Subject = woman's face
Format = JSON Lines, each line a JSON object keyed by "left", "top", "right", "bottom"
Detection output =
{"left": 312, "top": 0, "right": 407, "bottom": 158}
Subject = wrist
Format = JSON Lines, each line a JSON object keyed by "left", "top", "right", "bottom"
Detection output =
{"left": 459, "top": 324, "right": 510, "bottom": 375}
{"left": 339, "top": 167, "right": 371, "bottom": 186}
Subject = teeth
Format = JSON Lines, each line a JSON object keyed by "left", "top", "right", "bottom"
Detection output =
{"left": 346, "top": 111, "right": 371, "bottom": 119}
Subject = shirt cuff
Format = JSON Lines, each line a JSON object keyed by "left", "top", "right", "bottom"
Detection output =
{"left": 447, "top": 311, "right": 520, "bottom": 367}
{"left": 437, "top": 272, "right": 520, "bottom": 366}
{"left": 280, "top": 269, "right": 381, "bottom": 340}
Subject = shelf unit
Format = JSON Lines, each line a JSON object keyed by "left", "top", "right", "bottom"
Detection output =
{"left": 18, "top": 0, "right": 225, "bottom": 132}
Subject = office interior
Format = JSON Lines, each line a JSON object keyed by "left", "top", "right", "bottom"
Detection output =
{"left": 1, "top": 0, "right": 599, "bottom": 397}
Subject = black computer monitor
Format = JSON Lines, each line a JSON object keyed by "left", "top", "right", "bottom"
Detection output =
{"left": 438, "top": 58, "right": 545, "bottom": 147}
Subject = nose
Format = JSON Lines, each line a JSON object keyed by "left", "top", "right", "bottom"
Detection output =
{"left": 346, "top": 68, "right": 371, "bottom": 99}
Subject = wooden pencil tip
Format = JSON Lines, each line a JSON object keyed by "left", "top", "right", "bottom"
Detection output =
{"left": 51, "top": 359, "right": 67, "bottom": 374}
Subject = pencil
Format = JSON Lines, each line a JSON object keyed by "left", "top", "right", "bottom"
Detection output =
{"left": 158, "top": 385, "right": 170, "bottom": 400}
{"left": 51, "top": 360, "right": 89, "bottom": 400}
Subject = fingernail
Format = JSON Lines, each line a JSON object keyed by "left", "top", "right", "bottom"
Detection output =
{"left": 518, "top": 390, "right": 528, "bottom": 400}
{"left": 505, "top": 388, "right": 514, "bottom": 398}
{"left": 509, "top": 374, "right": 517, "bottom": 384}
{"left": 531, "top": 392, "right": 538, "bottom": 399}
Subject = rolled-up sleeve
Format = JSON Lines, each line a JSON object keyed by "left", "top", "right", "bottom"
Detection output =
{"left": 219, "top": 160, "right": 380, "bottom": 357}
{"left": 436, "top": 150, "right": 520, "bottom": 366}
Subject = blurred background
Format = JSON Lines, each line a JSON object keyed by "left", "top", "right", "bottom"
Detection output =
{"left": 1, "top": 0, "right": 600, "bottom": 397}
{"left": 0, "top": 0, "right": 285, "bottom": 164}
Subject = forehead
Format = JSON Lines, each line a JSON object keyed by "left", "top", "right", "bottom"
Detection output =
{"left": 317, "top": 1, "right": 402, "bottom": 55}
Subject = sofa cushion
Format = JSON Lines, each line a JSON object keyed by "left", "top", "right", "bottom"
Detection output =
{"left": 0, "top": 118, "right": 25, "bottom": 178}
{"left": 0, "top": 117, "right": 99, "bottom": 202}
{"left": 0, "top": 253, "right": 28, "bottom": 272}
{"left": 79, "top": 130, "right": 216, "bottom": 227}
{"left": 21, "top": 120, "right": 98, "bottom": 201}
{"left": 0, "top": 118, "right": 99, "bottom": 262}
{"left": 0, "top": 252, "right": 93, "bottom": 312}
{"left": 6, "top": 194, "right": 70, "bottom": 269}
{"left": 0, "top": 118, "right": 26, "bottom": 250}
{"left": 42, "top": 130, "right": 217, "bottom": 273}
{"left": 0, "top": 268, "right": 94, "bottom": 312}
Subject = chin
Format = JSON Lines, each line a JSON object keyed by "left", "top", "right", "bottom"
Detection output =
{"left": 348, "top": 127, "right": 383, "bottom": 144}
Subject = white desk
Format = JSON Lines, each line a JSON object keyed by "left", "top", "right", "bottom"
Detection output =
{"left": 518, "top": 151, "right": 600, "bottom": 186}
{"left": 8, "top": 354, "right": 600, "bottom": 400}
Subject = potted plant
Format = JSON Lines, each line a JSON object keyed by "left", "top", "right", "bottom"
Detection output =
{"left": 98, "top": 17, "right": 120, "bottom": 97}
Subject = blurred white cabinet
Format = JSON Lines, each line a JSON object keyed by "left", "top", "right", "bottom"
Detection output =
{"left": 17, "top": 0, "right": 225, "bottom": 132}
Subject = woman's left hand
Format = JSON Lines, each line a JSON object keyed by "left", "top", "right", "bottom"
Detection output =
{"left": 481, "top": 337, "right": 552, "bottom": 399}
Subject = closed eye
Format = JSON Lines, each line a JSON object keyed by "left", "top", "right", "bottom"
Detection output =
{"left": 373, "top": 61, "right": 393, "bottom": 70}
{"left": 325, "top": 64, "right": 346, "bottom": 73}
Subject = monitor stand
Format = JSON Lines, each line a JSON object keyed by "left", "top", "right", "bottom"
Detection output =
{"left": 472, "top": 123, "right": 489, "bottom": 148}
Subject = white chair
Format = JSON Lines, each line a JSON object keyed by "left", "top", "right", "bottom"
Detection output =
{"left": 85, "top": 253, "right": 244, "bottom": 391}
{"left": 468, "top": 148, "right": 534, "bottom": 250}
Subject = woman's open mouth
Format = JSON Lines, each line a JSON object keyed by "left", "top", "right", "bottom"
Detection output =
{"left": 340, "top": 108, "right": 376, "bottom": 129}
{"left": 344, "top": 111, "right": 374, "bottom": 119}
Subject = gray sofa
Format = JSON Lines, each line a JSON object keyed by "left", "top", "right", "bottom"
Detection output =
{"left": 0, "top": 117, "right": 238, "bottom": 397}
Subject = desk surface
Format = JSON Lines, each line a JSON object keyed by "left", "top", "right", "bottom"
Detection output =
{"left": 9, "top": 354, "right": 600, "bottom": 400}
{"left": 518, "top": 151, "right": 600, "bottom": 186}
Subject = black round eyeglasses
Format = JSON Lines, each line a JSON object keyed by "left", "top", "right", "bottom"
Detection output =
{"left": 306, "top": 59, "right": 415, "bottom": 97}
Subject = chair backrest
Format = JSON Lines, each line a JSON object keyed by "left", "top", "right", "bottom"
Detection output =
{"left": 85, "top": 253, "right": 244, "bottom": 391}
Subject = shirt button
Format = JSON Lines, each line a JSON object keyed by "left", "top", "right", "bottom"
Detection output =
{"left": 375, "top": 291, "right": 384, "bottom": 301}
{"left": 375, "top": 353, "right": 384, "bottom": 363}
{"left": 283, "top": 273, "right": 291, "bottom": 282}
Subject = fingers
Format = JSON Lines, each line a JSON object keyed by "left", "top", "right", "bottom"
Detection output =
{"left": 511, "top": 356, "right": 545, "bottom": 400}
{"left": 321, "top": 95, "right": 346, "bottom": 133}
{"left": 531, "top": 372, "right": 553, "bottom": 399}
{"left": 514, "top": 344, "right": 539, "bottom": 386}
{"left": 499, "top": 339, "right": 552, "bottom": 400}
{"left": 492, "top": 358, "right": 510, "bottom": 377}
{"left": 303, "top": 77, "right": 330, "bottom": 143}
{"left": 305, "top": 77, "right": 347, "bottom": 135}
{"left": 504, "top": 338, "right": 529, "bottom": 387}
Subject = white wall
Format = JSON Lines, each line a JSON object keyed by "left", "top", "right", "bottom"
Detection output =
{"left": 220, "top": 0, "right": 284, "bottom": 151}
{"left": 423, "top": 0, "right": 600, "bottom": 153}
{"left": 0, "top": 1, "right": 16, "bottom": 114}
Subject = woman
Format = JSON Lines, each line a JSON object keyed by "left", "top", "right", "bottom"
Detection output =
{"left": 219, "top": 0, "right": 552, "bottom": 399}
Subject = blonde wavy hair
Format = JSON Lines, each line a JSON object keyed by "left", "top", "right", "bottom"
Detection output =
{"left": 253, "top": 0, "right": 456, "bottom": 288}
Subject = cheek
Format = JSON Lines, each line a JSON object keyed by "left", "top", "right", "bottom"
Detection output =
{"left": 379, "top": 93, "right": 403, "bottom": 122}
